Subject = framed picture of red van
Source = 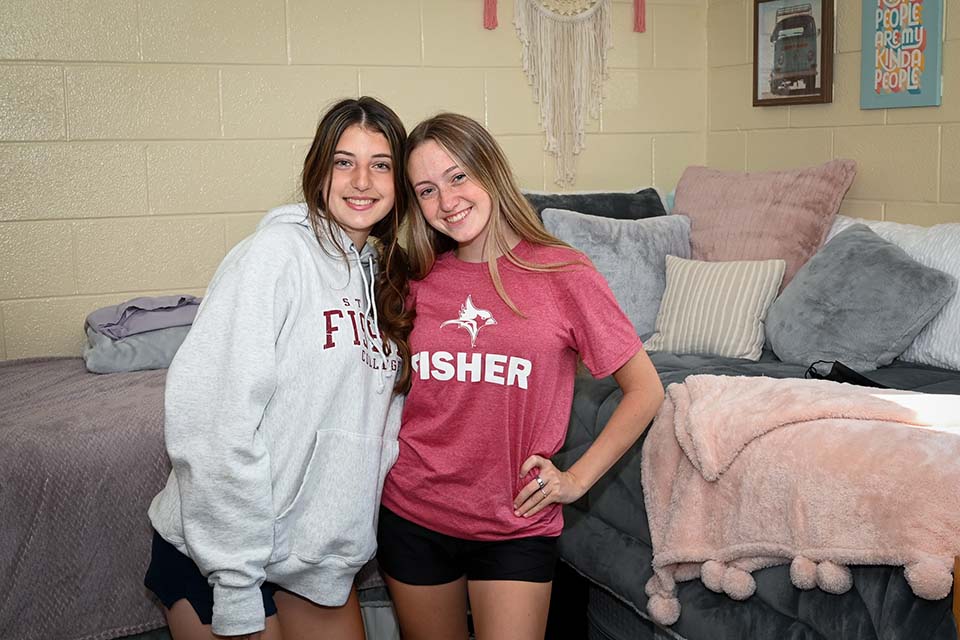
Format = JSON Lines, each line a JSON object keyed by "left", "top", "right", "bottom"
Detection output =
{"left": 753, "top": 0, "right": 834, "bottom": 106}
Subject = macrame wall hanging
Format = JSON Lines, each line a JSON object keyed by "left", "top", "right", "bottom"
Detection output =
{"left": 484, "top": 0, "right": 645, "bottom": 32}
{"left": 515, "top": 0, "right": 613, "bottom": 186}
{"left": 483, "top": 0, "right": 645, "bottom": 184}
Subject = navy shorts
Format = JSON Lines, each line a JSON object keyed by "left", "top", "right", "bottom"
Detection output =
{"left": 376, "top": 506, "right": 559, "bottom": 585}
{"left": 144, "top": 530, "right": 279, "bottom": 624}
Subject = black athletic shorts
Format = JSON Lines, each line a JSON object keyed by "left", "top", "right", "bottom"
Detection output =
{"left": 144, "top": 530, "right": 280, "bottom": 624}
{"left": 376, "top": 506, "right": 559, "bottom": 585}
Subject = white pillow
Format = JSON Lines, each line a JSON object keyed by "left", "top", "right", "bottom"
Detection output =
{"left": 900, "top": 226, "right": 960, "bottom": 369}
{"left": 828, "top": 216, "right": 960, "bottom": 370}
{"left": 645, "top": 255, "right": 785, "bottom": 361}
{"left": 827, "top": 215, "right": 928, "bottom": 251}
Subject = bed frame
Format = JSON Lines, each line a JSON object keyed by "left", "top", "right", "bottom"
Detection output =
{"left": 954, "top": 556, "right": 959, "bottom": 633}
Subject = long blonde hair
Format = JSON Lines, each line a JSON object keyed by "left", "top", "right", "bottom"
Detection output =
{"left": 405, "top": 113, "right": 578, "bottom": 316}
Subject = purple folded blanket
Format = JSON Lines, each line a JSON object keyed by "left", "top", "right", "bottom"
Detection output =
{"left": 86, "top": 295, "right": 201, "bottom": 340}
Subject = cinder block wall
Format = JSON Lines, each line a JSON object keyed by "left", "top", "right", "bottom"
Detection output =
{"left": 706, "top": 0, "right": 960, "bottom": 225}
{"left": 0, "top": 0, "right": 707, "bottom": 360}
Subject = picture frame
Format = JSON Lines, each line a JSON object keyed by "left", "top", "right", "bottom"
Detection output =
{"left": 860, "top": 0, "right": 943, "bottom": 109}
{"left": 753, "top": 0, "right": 834, "bottom": 107}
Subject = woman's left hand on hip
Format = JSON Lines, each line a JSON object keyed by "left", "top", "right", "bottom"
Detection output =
{"left": 513, "top": 454, "right": 585, "bottom": 517}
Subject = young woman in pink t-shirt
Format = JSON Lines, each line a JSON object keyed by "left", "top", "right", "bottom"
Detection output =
{"left": 376, "top": 112, "right": 665, "bottom": 640}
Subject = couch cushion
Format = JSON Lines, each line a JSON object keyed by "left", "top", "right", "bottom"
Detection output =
{"left": 645, "top": 255, "right": 785, "bottom": 360}
{"left": 673, "top": 160, "right": 856, "bottom": 288}
{"left": 765, "top": 224, "right": 956, "bottom": 371}
{"left": 525, "top": 187, "right": 666, "bottom": 221}
{"left": 542, "top": 209, "right": 690, "bottom": 336}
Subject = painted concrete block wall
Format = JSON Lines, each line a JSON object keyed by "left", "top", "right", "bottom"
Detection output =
{"left": 1, "top": 0, "right": 708, "bottom": 360}
{"left": 707, "top": 0, "right": 960, "bottom": 226}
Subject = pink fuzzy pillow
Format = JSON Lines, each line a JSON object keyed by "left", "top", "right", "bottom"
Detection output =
{"left": 673, "top": 160, "right": 857, "bottom": 287}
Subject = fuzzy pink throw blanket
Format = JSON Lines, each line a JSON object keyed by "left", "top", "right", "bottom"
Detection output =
{"left": 641, "top": 375, "right": 960, "bottom": 626}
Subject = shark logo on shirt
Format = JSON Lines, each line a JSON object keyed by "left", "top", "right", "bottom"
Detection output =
{"left": 441, "top": 295, "right": 497, "bottom": 348}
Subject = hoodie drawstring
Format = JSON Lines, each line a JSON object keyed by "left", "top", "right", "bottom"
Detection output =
{"left": 350, "top": 244, "right": 388, "bottom": 393}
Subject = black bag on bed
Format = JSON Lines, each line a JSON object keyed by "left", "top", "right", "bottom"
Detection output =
{"left": 804, "top": 360, "right": 889, "bottom": 389}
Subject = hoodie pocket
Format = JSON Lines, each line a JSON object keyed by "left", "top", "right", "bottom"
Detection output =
{"left": 271, "top": 429, "right": 384, "bottom": 565}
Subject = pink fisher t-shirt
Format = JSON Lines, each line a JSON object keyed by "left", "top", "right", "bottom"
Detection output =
{"left": 381, "top": 241, "right": 642, "bottom": 540}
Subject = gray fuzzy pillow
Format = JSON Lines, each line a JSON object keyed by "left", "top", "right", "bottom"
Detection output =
{"left": 765, "top": 224, "right": 956, "bottom": 371}
{"left": 542, "top": 209, "right": 691, "bottom": 337}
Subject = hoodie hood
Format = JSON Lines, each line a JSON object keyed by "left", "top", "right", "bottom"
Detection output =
{"left": 258, "top": 203, "right": 390, "bottom": 392}
{"left": 258, "top": 202, "right": 377, "bottom": 264}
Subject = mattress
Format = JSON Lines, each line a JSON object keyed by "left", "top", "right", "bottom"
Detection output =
{"left": 587, "top": 583, "right": 671, "bottom": 640}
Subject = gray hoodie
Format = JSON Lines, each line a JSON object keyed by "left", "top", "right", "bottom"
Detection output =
{"left": 148, "top": 204, "right": 403, "bottom": 636}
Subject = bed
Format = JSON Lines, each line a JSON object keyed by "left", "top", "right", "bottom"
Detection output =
{"left": 554, "top": 351, "right": 960, "bottom": 640}
{"left": 528, "top": 166, "right": 960, "bottom": 640}
{"left": 0, "top": 357, "right": 396, "bottom": 640}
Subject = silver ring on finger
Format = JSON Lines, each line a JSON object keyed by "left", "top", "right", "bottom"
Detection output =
{"left": 536, "top": 476, "right": 548, "bottom": 497}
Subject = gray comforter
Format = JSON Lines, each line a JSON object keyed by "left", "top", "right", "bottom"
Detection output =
{"left": 0, "top": 358, "right": 386, "bottom": 640}
{"left": 556, "top": 351, "right": 960, "bottom": 640}
{"left": 0, "top": 358, "right": 169, "bottom": 640}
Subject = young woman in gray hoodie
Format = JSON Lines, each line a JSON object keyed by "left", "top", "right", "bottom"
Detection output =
{"left": 145, "top": 97, "right": 413, "bottom": 640}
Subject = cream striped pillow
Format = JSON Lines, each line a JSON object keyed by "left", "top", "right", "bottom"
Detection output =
{"left": 645, "top": 256, "right": 786, "bottom": 360}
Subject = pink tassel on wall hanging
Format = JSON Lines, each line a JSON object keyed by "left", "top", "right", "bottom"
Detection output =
{"left": 484, "top": 0, "right": 498, "bottom": 29}
{"left": 634, "top": 0, "right": 645, "bottom": 32}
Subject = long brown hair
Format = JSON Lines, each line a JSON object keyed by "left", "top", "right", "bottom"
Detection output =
{"left": 302, "top": 97, "right": 413, "bottom": 392}
{"left": 405, "top": 112, "right": 575, "bottom": 316}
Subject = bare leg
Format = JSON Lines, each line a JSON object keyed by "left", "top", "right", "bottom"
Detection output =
{"left": 165, "top": 599, "right": 284, "bottom": 640}
{"left": 468, "top": 580, "right": 552, "bottom": 640}
{"left": 273, "top": 586, "right": 365, "bottom": 640}
{"left": 382, "top": 573, "right": 470, "bottom": 640}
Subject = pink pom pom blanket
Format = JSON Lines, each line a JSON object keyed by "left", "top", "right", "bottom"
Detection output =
{"left": 641, "top": 374, "right": 960, "bottom": 626}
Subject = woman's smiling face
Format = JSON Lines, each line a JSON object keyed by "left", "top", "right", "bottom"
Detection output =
{"left": 408, "top": 140, "right": 493, "bottom": 262}
{"left": 325, "top": 124, "right": 396, "bottom": 249}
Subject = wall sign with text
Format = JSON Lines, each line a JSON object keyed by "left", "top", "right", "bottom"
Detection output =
{"left": 860, "top": 0, "right": 943, "bottom": 109}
